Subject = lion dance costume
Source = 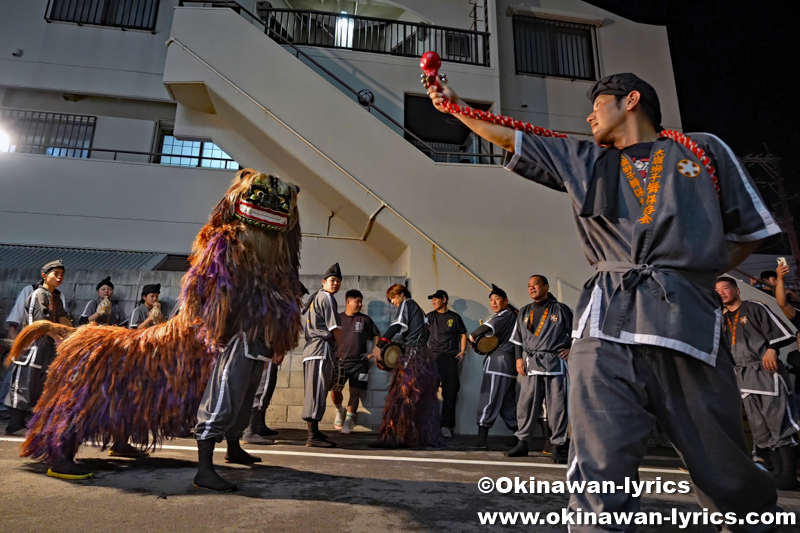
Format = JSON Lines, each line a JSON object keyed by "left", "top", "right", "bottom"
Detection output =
{"left": 6, "top": 169, "right": 303, "bottom": 491}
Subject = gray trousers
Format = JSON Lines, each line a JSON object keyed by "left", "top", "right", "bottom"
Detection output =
{"left": 514, "top": 372, "right": 568, "bottom": 444}
{"left": 4, "top": 339, "right": 57, "bottom": 411}
{"left": 740, "top": 364, "right": 800, "bottom": 450}
{"left": 252, "top": 359, "right": 279, "bottom": 410}
{"left": 476, "top": 372, "right": 517, "bottom": 429}
{"left": 195, "top": 335, "right": 265, "bottom": 442}
{"left": 567, "top": 336, "right": 778, "bottom": 532}
{"left": 303, "top": 357, "right": 333, "bottom": 421}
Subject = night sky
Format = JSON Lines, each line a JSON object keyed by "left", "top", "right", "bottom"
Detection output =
{"left": 586, "top": 1, "right": 798, "bottom": 159}
{"left": 586, "top": 0, "right": 800, "bottom": 249}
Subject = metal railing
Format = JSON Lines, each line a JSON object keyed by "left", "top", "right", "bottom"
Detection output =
{"left": 257, "top": 7, "right": 490, "bottom": 68}
{"left": 512, "top": 14, "right": 597, "bottom": 81}
{"left": 1, "top": 143, "right": 240, "bottom": 168}
{"left": 176, "top": 1, "right": 502, "bottom": 164}
{"left": 0, "top": 109, "right": 96, "bottom": 158}
{"left": 45, "top": 0, "right": 160, "bottom": 32}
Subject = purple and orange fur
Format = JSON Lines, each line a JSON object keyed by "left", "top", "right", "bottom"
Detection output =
{"left": 376, "top": 344, "right": 441, "bottom": 448}
{"left": 5, "top": 169, "right": 303, "bottom": 463}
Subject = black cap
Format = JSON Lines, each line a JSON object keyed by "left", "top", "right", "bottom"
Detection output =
{"left": 141, "top": 283, "right": 161, "bottom": 295}
{"left": 323, "top": 263, "right": 342, "bottom": 280}
{"left": 489, "top": 284, "right": 507, "bottom": 299}
{"left": 96, "top": 276, "right": 114, "bottom": 291}
{"left": 299, "top": 282, "right": 309, "bottom": 296}
{"left": 587, "top": 73, "right": 662, "bottom": 130}
{"left": 427, "top": 289, "right": 448, "bottom": 301}
{"left": 41, "top": 259, "right": 65, "bottom": 275}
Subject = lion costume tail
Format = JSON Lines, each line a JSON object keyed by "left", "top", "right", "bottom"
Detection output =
{"left": 21, "top": 316, "right": 213, "bottom": 462}
{"left": 3, "top": 321, "right": 75, "bottom": 367}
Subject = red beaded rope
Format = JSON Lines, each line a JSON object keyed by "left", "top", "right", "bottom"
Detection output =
{"left": 420, "top": 51, "right": 719, "bottom": 196}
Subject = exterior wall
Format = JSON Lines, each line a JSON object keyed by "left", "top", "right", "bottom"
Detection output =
{"left": 495, "top": 0, "right": 681, "bottom": 134}
{"left": 0, "top": 152, "right": 395, "bottom": 276}
{"left": 0, "top": 0, "right": 177, "bottom": 101}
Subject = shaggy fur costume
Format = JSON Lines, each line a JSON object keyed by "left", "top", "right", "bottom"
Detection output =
{"left": 5, "top": 169, "right": 303, "bottom": 463}
{"left": 376, "top": 343, "right": 441, "bottom": 448}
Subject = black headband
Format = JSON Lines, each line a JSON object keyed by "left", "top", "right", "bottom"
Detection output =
{"left": 587, "top": 73, "right": 662, "bottom": 130}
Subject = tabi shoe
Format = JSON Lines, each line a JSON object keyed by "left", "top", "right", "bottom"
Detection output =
{"left": 552, "top": 442, "right": 570, "bottom": 465}
{"left": 193, "top": 439, "right": 236, "bottom": 492}
{"left": 47, "top": 433, "right": 93, "bottom": 480}
{"left": 774, "top": 445, "right": 800, "bottom": 491}
{"left": 441, "top": 427, "right": 453, "bottom": 439}
{"left": 4, "top": 407, "right": 26, "bottom": 435}
{"left": 251, "top": 408, "right": 278, "bottom": 437}
{"left": 47, "top": 458, "right": 93, "bottom": 480}
{"left": 306, "top": 420, "right": 336, "bottom": 448}
{"left": 505, "top": 439, "right": 529, "bottom": 457}
{"left": 475, "top": 425, "right": 489, "bottom": 449}
{"left": 224, "top": 439, "right": 262, "bottom": 464}
{"left": 242, "top": 428, "right": 274, "bottom": 445}
{"left": 334, "top": 405, "right": 346, "bottom": 430}
{"left": 340, "top": 416, "right": 355, "bottom": 435}
{"left": 108, "top": 441, "right": 149, "bottom": 458}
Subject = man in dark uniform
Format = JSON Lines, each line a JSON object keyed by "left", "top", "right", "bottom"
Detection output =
{"left": 716, "top": 277, "right": 799, "bottom": 490}
{"left": 507, "top": 275, "right": 572, "bottom": 463}
{"left": 468, "top": 284, "right": 518, "bottom": 448}
{"left": 332, "top": 289, "right": 379, "bottom": 434}
{"left": 5, "top": 260, "right": 72, "bottom": 435}
{"left": 302, "top": 263, "right": 343, "bottom": 447}
{"left": 428, "top": 72, "right": 782, "bottom": 528}
{"left": 426, "top": 289, "right": 467, "bottom": 438}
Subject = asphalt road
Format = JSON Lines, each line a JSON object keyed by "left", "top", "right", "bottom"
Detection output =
{"left": 1, "top": 428, "right": 798, "bottom": 532}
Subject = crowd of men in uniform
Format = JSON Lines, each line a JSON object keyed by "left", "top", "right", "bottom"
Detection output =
{"left": 5, "top": 259, "right": 800, "bottom": 477}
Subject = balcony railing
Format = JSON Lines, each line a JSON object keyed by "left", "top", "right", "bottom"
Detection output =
{"left": 45, "top": 0, "right": 160, "bottom": 32}
{"left": 257, "top": 8, "right": 490, "bottom": 68}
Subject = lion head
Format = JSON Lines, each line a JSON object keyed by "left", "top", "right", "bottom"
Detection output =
{"left": 185, "top": 168, "right": 303, "bottom": 352}
{"left": 214, "top": 168, "right": 300, "bottom": 232}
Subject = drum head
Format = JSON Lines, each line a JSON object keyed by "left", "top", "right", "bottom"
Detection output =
{"left": 474, "top": 335, "right": 499, "bottom": 356}
{"left": 383, "top": 343, "right": 403, "bottom": 369}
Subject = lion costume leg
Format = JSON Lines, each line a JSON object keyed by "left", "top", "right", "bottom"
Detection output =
{"left": 194, "top": 333, "right": 266, "bottom": 492}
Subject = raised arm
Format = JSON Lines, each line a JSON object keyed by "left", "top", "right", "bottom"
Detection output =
{"left": 426, "top": 83, "right": 516, "bottom": 152}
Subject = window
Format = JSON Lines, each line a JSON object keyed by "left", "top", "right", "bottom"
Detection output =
{"left": 513, "top": 15, "right": 596, "bottom": 80}
{"left": 0, "top": 108, "right": 95, "bottom": 158}
{"left": 46, "top": 0, "right": 160, "bottom": 32}
{"left": 159, "top": 134, "right": 239, "bottom": 170}
{"left": 445, "top": 32, "right": 472, "bottom": 61}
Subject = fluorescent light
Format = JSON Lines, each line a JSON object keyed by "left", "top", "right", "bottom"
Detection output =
{"left": 0, "top": 128, "right": 10, "bottom": 152}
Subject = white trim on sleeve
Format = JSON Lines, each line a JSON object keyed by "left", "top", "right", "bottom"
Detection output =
{"left": 503, "top": 130, "right": 524, "bottom": 172}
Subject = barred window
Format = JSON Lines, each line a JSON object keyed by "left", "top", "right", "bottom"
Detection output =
{"left": 512, "top": 15, "right": 596, "bottom": 80}
{"left": 445, "top": 32, "right": 472, "bottom": 61}
{"left": 46, "top": 0, "right": 160, "bottom": 32}
{"left": 159, "top": 134, "right": 239, "bottom": 170}
{"left": 0, "top": 108, "right": 95, "bottom": 158}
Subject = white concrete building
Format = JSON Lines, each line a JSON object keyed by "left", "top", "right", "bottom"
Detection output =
{"left": 0, "top": 0, "right": 693, "bottom": 433}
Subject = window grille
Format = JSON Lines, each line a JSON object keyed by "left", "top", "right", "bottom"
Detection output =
{"left": 513, "top": 15, "right": 596, "bottom": 80}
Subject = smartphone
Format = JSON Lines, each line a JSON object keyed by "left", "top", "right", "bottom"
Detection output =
{"left": 778, "top": 257, "right": 788, "bottom": 267}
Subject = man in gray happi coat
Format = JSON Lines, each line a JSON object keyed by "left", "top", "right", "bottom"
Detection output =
{"left": 469, "top": 284, "right": 518, "bottom": 448}
{"left": 429, "top": 72, "right": 782, "bottom": 529}
{"left": 507, "top": 275, "right": 572, "bottom": 464}
{"left": 716, "top": 277, "right": 799, "bottom": 490}
{"left": 302, "top": 262, "right": 343, "bottom": 448}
